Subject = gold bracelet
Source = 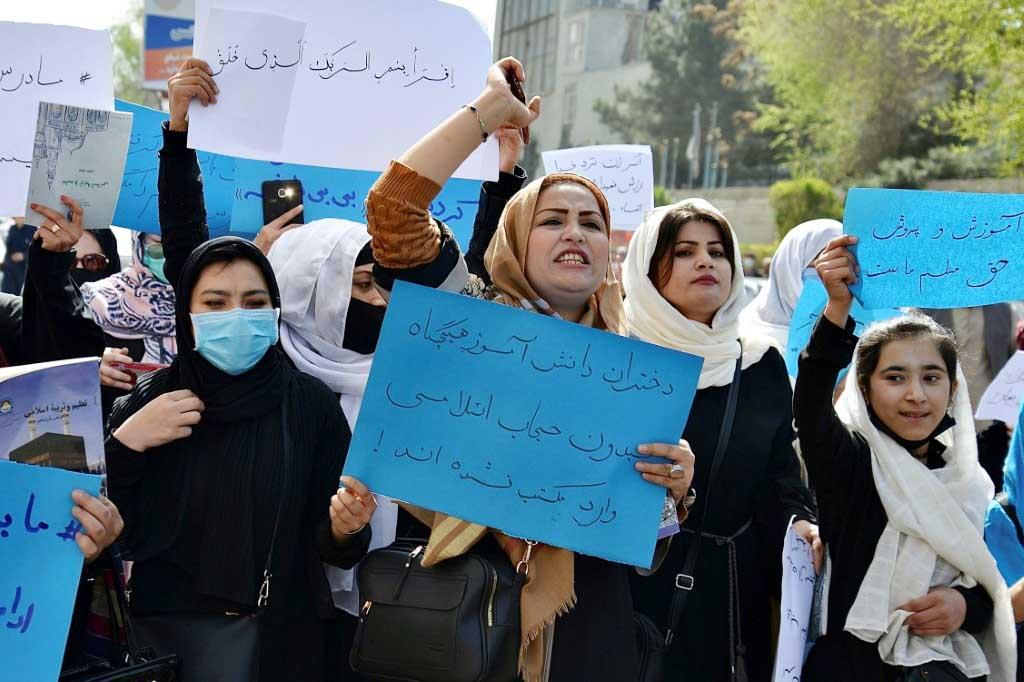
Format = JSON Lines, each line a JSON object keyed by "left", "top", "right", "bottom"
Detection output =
{"left": 465, "top": 105, "right": 488, "bottom": 143}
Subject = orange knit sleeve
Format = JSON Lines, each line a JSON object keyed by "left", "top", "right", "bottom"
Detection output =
{"left": 365, "top": 161, "right": 444, "bottom": 269}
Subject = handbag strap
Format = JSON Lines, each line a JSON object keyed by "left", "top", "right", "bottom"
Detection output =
{"left": 257, "top": 391, "right": 292, "bottom": 613}
{"left": 665, "top": 350, "right": 743, "bottom": 645}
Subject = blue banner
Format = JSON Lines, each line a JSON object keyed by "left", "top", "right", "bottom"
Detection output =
{"left": 343, "top": 282, "right": 703, "bottom": 567}
{"left": 785, "top": 276, "right": 900, "bottom": 379}
{"left": 845, "top": 188, "right": 1024, "bottom": 309}
{"left": 0, "top": 460, "right": 102, "bottom": 682}
{"left": 113, "top": 100, "right": 235, "bottom": 235}
{"left": 230, "top": 160, "right": 482, "bottom": 247}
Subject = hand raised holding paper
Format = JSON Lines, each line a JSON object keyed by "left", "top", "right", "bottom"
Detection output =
{"left": 30, "top": 195, "right": 84, "bottom": 253}
{"left": 168, "top": 58, "right": 219, "bottom": 132}
{"left": 814, "top": 234, "right": 859, "bottom": 328}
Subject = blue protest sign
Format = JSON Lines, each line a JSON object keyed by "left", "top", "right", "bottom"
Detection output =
{"left": 344, "top": 282, "right": 704, "bottom": 567}
{"left": 785, "top": 276, "right": 900, "bottom": 378}
{"left": 113, "top": 99, "right": 235, "bottom": 234}
{"left": 844, "top": 188, "right": 1024, "bottom": 309}
{"left": 230, "top": 160, "right": 482, "bottom": 247}
{"left": 0, "top": 460, "right": 102, "bottom": 681}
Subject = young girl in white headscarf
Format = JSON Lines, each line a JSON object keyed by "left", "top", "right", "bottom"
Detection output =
{"left": 794, "top": 234, "right": 1015, "bottom": 681}
{"left": 625, "top": 199, "right": 819, "bottom": 681}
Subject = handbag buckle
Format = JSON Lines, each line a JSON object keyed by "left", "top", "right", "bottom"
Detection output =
{"left": 258, "top": 569, "right": 272, "bottom": 608}
{"left": 516, "top": 540, "right": 538, "bottom": 577}
{"left": 675, "top": 573, "right": 694, "bottom": 591}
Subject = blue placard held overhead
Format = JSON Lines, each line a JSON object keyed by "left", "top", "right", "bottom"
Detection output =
{"left": 343, "top": 282, "right": 704, "bottom": 567}
{"left": 230, "top": 160, "right": 482, "bottom": 247}
{"left": 0, "top": 460, "right": 102, "bottom": 682}
{"left": 113, "top": 100, "right": 235, "bottom": 235}
{"left": 785, "top": 276, "right": 900, "bottom": 379}
{"left": 844, "top": 188, "right": 1024, "bottom": 309}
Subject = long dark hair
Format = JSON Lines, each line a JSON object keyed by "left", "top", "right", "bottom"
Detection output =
{"left": 855, "top": 314, "right": 959, "bottom": 399}
{"left": 646, "top": 206, "right": 736, "bottom": 289}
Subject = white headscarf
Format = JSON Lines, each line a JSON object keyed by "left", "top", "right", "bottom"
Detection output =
{"left": 269, "top": 219, "right": 375, "bottom": 427}
{"left": 622, "top": 198, "right": 773, "bottom": 389}
{"left": 836, "top": 354, "right": 1015, "bottom": 680}
{"left": 739, "top": 219, "right": 843, "bottom": 349}
{"left": 268, "top": 218, "right": 397, "bottom": 615}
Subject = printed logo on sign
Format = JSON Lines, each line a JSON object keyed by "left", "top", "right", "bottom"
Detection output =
{"left": 169, "top": 26, "right": 194, "bottom": 43}
{"left": 0, "top": 399, "right": 12, "bottom": 415}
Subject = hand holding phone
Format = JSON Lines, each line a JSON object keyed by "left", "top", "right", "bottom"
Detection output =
{"left": 505, "top": 69, "right": 530, "bottom": 145}
{"left": 262, "top": 180, "right": 305, "bottom": 226}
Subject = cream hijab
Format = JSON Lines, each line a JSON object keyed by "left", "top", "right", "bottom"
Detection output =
{"left": 739, "top": 218, "right": 843, "bottom": 349}
{"left": 622, "top": 198, "right": 773, "bottom": 389}
{"left": 836, "top": 349, "right": 1015, "bottom": 680}
{"left": 268, "top": 219, "right": 398, "bottom": 615}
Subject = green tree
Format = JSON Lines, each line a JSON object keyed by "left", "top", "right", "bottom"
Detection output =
{"left": 740, "top": 0, "right": 958, "bottom": 182}
{"left": 595, "top": 0, "right": 772, "bottom": 184}
{"left": 111, "top": 0, "right": 162, "bottom": 108}
{"left": 884, "top": 0, "right": 1024, "bottom": 174}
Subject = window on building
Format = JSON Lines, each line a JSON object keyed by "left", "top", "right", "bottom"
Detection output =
{"left": 622, "top": 14, "right": 645, "bottom": 63}
{"left": 564, "top": 83, "right": 578, "bottom": 126}
{"left": 566, "top": 18, "right": 585, "bottom": 66}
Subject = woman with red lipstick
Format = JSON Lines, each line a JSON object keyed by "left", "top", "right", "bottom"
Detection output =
{"left": 361, "top": 57, "right": 695, "bottom": 681}
{"left": 793, "top": 235, "right": 1014, "bottom": 681}
{"left": 624, "top": 199, "right": 818, "bottom": 681}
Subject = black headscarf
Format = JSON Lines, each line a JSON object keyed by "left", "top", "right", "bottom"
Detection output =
{"left": 168, "top": 236, "right": 288, "bottom": 423}
{"left": 69, "top": 229, "right": 122, "bottom": 286}
{"left": 89, "top": 228, "right": 122, "bottom": 275}
{"left": 109, "top": 236, "right": 293, "bottom": 606}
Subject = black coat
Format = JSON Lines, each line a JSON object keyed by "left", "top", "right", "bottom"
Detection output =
{"left": 631, "top": 347, "right": 817, "bottom": 682}
{"left": 105, "top": 125, "right": 370, "bottom": 681}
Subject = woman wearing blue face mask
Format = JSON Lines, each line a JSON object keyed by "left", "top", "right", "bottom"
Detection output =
{"left": 104, "top": 236, "right": 375, "bottom": 681}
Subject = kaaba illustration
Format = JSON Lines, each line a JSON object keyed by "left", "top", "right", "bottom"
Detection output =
{"left": 8, "top": 409, "right": 91, "bottom": 473}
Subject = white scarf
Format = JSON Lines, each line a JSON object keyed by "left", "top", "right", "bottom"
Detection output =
{"left": 836, "top": 360, "right": 1016, "bottom": 680}
{"left": 739, "top": 218, "right": 842, "bottom": 351}
{"left": 622, "top": 198, "right": 773, "bottom": 389}
{"left": 269, "top": 219, "right": 398, "bottom": 615}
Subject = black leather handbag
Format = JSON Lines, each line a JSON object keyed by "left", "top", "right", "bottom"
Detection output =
{"left": 350, "top": 536, "right": 524, "bottom": 682}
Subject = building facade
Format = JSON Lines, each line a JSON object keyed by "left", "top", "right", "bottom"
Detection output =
{"left": 495, "top": 1, "right": 657, "bottom": 172}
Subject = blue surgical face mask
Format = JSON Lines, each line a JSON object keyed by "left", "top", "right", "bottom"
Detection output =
{"left": 143, "top": 251, "right": 169, "bottom": 284}
{"left": 191, "top": 308, "right": 279, "bottom": 375}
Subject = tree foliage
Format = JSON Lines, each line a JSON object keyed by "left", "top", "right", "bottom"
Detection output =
{"left": 740, "top": 0, "right": 960, "bottom": 182}
{"left": 884, "top": 0, "right": 1024, "bottom": 174}
{"left": 112, "top": 0, "right": 162, "bottom": 108}
{"left": 595, "top": 0, "right": 773, "bottom": 182}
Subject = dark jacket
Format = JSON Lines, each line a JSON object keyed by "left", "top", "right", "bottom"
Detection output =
{"left": 631, "top": 347, "right": 817, "bottom": 682}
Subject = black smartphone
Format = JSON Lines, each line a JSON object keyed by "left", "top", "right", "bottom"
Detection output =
{"left": 505, "top": 68, "right": 530, "bottom": 145}
{"left": 262, "top": 180, "right": 305, "bottom": 225}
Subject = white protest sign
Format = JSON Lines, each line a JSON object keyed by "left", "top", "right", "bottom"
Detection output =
{"left": 0, "top": 23, "right": 114, "bottom": 217}
{"left": 24, "top": 103, "right": 133, "bottom": 230}
{"left": 542, "top": 144, "right": 654, "bottom": 231}
{"left": 190, "top": 0, "right": 498, "bottom": 180}
{"left": 189, "top": 8, "right": 306, "bottom": 158}
{"left": 976, "top": 351, "right": 1024, "bottom": 425}
{"left": 772, "top": 517, "right": 815, "bottom": 682}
